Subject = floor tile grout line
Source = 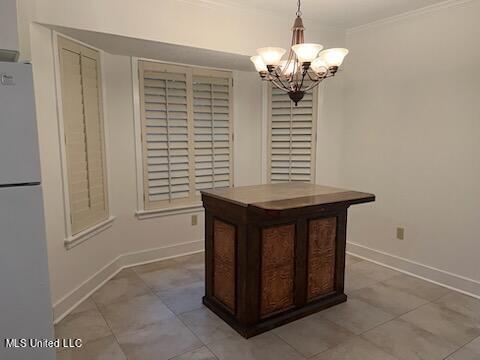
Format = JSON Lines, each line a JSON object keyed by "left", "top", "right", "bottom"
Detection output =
{"left": 55, "top": 298, "right": 126, "bottom": 355}
{"left": 357, "top": 301, "right": 464, "bottom": 360}
{"left": 349, "top": 290, "right": 454, "bottom": 359}
{"left": 89, "top": 274, "right": 157, "bottom": 309}
{"left": 94, "top": 301, "right": 131, "bottom": 360}
{"left": 305, "top": 335, "right": 404, "bottom": 360}
{"left": 441, "top": 336, "right": 480, "bottom": 360}
{"left": 441, "top": 347, "right": 464, "bottom": 360}
{"left": 165, "top": 342, "right": 207, "bottom": 360}
{"left": 270, "top": 331, "right": 309, "bottom": 359}
{"left": 167, "top": 295, "right": 216, "bottom": 360}
{"left": 132, "top": 267, "right": 161, "bottom": 293}
{"left": 54, "top": 301, "right": 103, "bottom": 354}
{"left": 201, "top": 343, "right": 221, "bottom": 360}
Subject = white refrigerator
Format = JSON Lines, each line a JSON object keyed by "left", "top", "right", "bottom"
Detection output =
{"left": 0, "top": 61, "right": 55, "bottom": 360}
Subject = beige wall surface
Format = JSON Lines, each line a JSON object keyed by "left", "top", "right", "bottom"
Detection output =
{"left": 342, "top": 1, "right": 480, "bottom": 294}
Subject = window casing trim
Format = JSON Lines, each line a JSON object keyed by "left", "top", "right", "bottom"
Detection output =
{"left": 64, "top": 216, "right": 116, "bottom": 250}
{"left": 135, "top": 203, "right": 203, "bottom": 220}
{"left": 53, "top": 31, "right": 113, "bottom": 245}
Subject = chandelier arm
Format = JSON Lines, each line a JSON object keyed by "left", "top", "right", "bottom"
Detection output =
{"left": 302, "top": 72, "right": 322, "bottom": 92}
{"left": 303, "top": 81, "right": 320, "bottom": 92}
{"left": 298, "top": 70, "right": 317, "bottom": 92}
{"left": 267, "top": 73, "right": 290, "bottom": 92}
{"left": 272, "top": 72, "right": 293, "bottom": 92}
{"left": 306, "top": 70, "right": 319, "bottom": 83}
{"left": 270, "top": 79, "right": 290, "bottom": 93}
{"left": 303, "top": 70, "right": 331, "bottom": 92}
{"left": 298, "top": 69, "right": 308, "bottom": 91}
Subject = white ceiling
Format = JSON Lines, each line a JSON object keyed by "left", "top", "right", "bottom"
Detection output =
{"left": 215, "top": 0, "right": 449, "bottom": 28}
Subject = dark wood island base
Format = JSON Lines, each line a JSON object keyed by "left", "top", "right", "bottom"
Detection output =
{"left": 201, "top": 183, "right": 375, "bottom": 338}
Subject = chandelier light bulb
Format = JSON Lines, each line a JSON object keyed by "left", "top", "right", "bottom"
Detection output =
{"left": 250, "top": 56, "right": 268, "bottom": 72}
{"left": 291, "top": 43, "right": 323, "bottom": 63}
{"left": 256, "top": 47, "right": 286, "bottom": 66}
{"left": 318, "top": 48, "right": 349, "bottom": 67}
{"left": 311, "top": 57, "right": 329, "bottom": 75}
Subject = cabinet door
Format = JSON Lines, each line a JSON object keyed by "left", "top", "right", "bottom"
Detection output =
{"left": 213, "top": 219, "right": 236, "bottom": 313}
{"left": 307, "top": 217, "right": 337, "bottom": 301}
{"left": 260, "top": 224, "right": 295, "bottom": 317}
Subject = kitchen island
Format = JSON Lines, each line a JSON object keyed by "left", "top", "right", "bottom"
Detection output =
{"left": 201, "top": 183, "right": 375, "bottom": 338}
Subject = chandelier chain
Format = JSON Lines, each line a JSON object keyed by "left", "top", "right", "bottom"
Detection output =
{"left": 296, "top": 0, "right": 302, "bottom": 17}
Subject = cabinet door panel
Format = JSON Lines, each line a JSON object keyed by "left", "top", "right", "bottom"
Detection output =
{"left": 307, "top": 217, "right": 336, "bottom": 301}
{"left": 260, "top": 224, "right": 295, "bottom": 317}
{"left": 213, "top": 219, "right": 236, "bottom": 313}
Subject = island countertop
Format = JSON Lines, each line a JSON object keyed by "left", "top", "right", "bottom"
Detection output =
{"left": 201, "top": 183, "right": 375, "bottom": 210}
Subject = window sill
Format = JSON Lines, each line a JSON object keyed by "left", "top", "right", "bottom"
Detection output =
{"left": 64, "top": 216, "right": 116, "bottom": 250}
{"left": 135, "top": 203, "right": 203, "bottom": 220}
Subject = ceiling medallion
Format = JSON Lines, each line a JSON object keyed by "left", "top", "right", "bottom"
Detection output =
{"left": 250, "top": 0, "right": 348, "bottom": 105}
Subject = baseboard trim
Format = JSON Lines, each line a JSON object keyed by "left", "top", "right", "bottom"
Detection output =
{"left": 347, "top": 241, "right": 480, "bottom": 299}
{"left": 53, "top": 239, "right": 204, "bottom": 323}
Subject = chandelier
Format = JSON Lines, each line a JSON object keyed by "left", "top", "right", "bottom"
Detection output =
{"left": 250, "top": 0, "right": 348, "bottom": 106}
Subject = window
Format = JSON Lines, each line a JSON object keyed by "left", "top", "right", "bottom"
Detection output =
{"left": 268, "top": 85, "right": 318, "bottom": 183}
{"left": 138, "top": 61, "right": 233, "bottom": 210}
{"left": 57, "top": 37, "right": 109, "bottom": 235}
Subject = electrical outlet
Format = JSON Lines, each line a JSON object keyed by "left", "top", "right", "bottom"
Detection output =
{"left": 191, "top": 214, "right": 198, "bottom": 226}
{"left": 396, "top": 227, "right": 405, "bottom": 240}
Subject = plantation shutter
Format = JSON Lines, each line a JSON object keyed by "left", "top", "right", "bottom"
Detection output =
{"left": 192, "top": 70, "right": 233, "bottom": 194}
{"left": 268, "top": 85, "right": 318, "bottom": 183}
{"left": 139, "top": 62, "right": 194, "bottom": 209}
{"left": 138, "top": 62, "right": 233, "bottom": 210}
{"left": 58, "top": 37, "right": 108, "bottom": 235}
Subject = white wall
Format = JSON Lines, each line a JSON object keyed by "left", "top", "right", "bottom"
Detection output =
{"left": 342, "top": 1, "right": 480, "bottom": 295}
{"left": 233, "top": 71, "right": 263, "bottom": 186}
{"left": 316, "top": 75, "right": 346, "bottom": 186}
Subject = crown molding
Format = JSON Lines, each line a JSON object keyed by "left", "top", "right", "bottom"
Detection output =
{"left": 347, "top": 0, "right": 475, "bottom": 34}
{"left": 175, "top": 0, "right": 340, "bottom": 29}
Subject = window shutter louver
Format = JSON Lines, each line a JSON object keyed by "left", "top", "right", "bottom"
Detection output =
{"left": 269, "top": 85, "right": 317, "bottom": 183}
{"left": 58, "top": 37, "right": 108, "bottom": 235}
{"left": 192, "top": 71, "right": 233, "bottom": 194}
{"left": 140, "top": 63, "right": 193, "bottom": 209}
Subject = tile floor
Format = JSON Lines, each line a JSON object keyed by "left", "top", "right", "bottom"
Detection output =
{"left": 55, "top": 253, "right": 480, "bottom": 360}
